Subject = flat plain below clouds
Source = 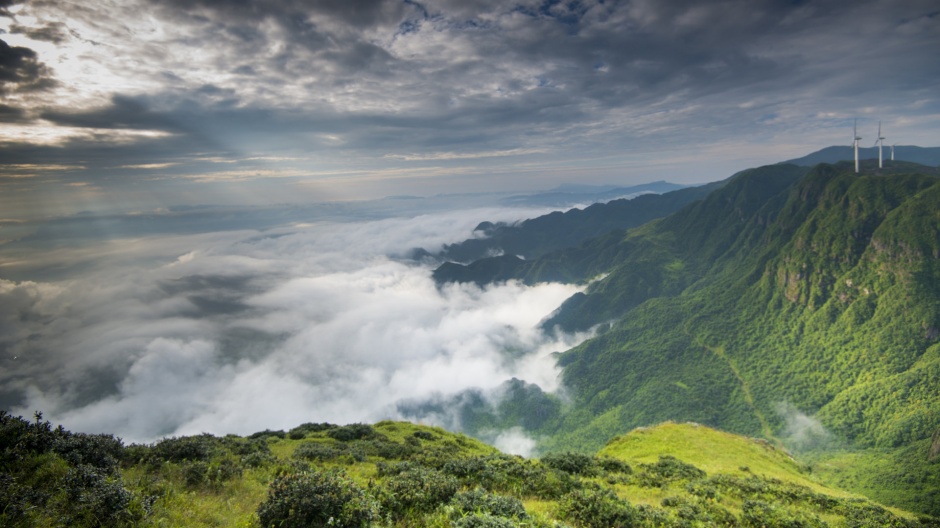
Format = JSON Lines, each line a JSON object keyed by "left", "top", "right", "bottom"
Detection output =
{"left": 0, "top": 202, "right": 589, "bottom": 442}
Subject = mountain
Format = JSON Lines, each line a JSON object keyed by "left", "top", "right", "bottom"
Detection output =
{"left": 433, "top": 180, "right": 725, "bottom": 269}
{"left": 500, "top": 180, "right": 689, "bottom": 208}
{"left": 784, "top": 146, "right": 940, "bottom": 167}
{"left": 437, "top": 159, "right": 940, "bottom": 516}
{"left": 4, "top": 412, "right": 933, "bottom": 527}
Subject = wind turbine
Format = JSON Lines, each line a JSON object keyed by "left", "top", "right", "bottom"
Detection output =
{"left": 853, "top": 119, "right": 862, "bottom": 173}
{"left": 874, "top": 121, "right": 885, "bottom": 168}
{"left": 891, "top": 144, "right": 895, "bottom": 161}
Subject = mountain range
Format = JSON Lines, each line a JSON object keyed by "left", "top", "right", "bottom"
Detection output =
{"left": 431, "top": 156, "right": 940, "bottom": 516}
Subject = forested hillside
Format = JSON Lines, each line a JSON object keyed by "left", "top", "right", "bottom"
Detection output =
{"left": 438, "top": 160, "right": 940, "bottom": 516}
{"left": 434, "top": 179, "right": 725, "bottom": 265}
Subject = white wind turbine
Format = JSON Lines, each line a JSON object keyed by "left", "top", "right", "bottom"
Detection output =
{"left": 891, "top": 144, "right": 895, "bottom": 161}
{"left": 874, "top": 121, "right": 886, "bottom": 168}
{"left": 853, "top": 119, "right": 862, "bottom": 173}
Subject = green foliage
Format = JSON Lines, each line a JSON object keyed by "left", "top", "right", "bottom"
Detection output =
{"left": 637, "top": 455, "right": 707, "bottom": 486}
{"left": 326, "top": 423, "right": 378, "bottom": 442}
{"left": 556, "top": 487, "right": 640, "bottom": 527}
{"left": 503, "top": 163, "right": 940, "bottom": 516}
{"left": 450, "top": 487, "right": 528, "bottom": 520}
{"left": 0, "top": 411, "right": 144, "bottom": 527}
{"left": 256, "top": 468, "right": 377, "bottom": 528}
{"left": 540, "top": 451, "right": 596, "bottom": 475}
{"left": 380, "top": 465, "right": 459, "bottom": 517}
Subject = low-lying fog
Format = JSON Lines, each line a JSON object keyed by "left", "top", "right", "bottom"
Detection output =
{"left": 0, "top": 198, "right": 591, "bottom": 453}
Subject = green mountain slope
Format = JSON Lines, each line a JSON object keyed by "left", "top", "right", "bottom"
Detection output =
{"left": 434, "top": 180, "right": 724, "bottom": 265}
{"left": 5, "top": 413, "right": 933, "bottom": 527}
{"left": 517, "top": 161, "right": 940, "bottom": 516}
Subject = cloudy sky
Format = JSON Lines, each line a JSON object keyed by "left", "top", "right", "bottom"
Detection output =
{"left": 1, "top": 0, "right": 938, "bottom": 219}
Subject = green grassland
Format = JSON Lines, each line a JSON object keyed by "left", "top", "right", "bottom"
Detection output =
{"left": 3, "top": 412, "right": 937, "bottom": 527}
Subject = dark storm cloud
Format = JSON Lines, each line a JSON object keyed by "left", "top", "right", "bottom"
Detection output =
{"left": 0, "top": 0, "right": 20, "bottom": 18}
{"left": 40, "top": 95, "right": 188, "bottom": 132}
{"left": 0, "top": 103, "right": 26, "bottom": 122}
{"left": 0, "top": 38, "right": 56, "bottom": 94}
{"left": 9, "top": 21, "right": 68, "bottom": 43}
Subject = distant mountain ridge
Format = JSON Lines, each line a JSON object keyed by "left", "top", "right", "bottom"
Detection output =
{"left": 432, "top": 180, "right": 724, "bottom": 268}
{"left": 784, "top": 145, "right": 940, "bottom": 167}
{"left": 501, "top": 180, "right": 689, "bottom": 207}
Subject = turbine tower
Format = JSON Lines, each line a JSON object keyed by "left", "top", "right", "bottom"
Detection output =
{"left": 891, "top": 144, "right": 895, "bottom": 161}
{"left": 874, "top": 121, "right": 885, "bottom": 168}
{"left": 853, "top": 119, "right": 862, "bottom": 173}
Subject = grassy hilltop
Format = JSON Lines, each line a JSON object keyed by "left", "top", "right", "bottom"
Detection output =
{"left": 3, "top": 412, "right": 936, "bottom": 527}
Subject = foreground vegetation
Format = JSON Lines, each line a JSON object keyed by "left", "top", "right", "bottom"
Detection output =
{"left": 3, "top": 412, "right": 936, "bottom": 527}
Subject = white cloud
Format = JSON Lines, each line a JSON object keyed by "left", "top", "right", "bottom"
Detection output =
{"left": 3, "top": 205, "right": 586, "bottom": 443}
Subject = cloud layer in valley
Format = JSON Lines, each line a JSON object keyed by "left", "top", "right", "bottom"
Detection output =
{"left": 0, "top": 205, "right": 587, "bottom": 443}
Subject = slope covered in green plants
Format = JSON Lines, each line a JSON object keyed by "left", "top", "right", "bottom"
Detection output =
{"left": 458, "top": 161, "right": 940, "bottom": 516}
{"left": 4, "top": 412, "right": 934, "bottom": 527}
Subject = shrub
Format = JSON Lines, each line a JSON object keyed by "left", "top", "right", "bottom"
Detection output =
{"left": 451, "top": 488, "right": 528, "bottom": 520}
{"left": 242, "top": 450, "right": 277, "bottom": 468}
{"left": 741, "top": 499, "right": 828, "bottom": 528}
{"left": 557, "top": 487, "right": 640, "bottom": 527}
{"left": 327, "top": 424, "right": 377, "bottom": 442}
{"left": 596, "top": 456, "right": 633, "bottom": 475}
{"left": 637, "top": 455, "right": 706, "bottom": 487}
{"left": 453, "top": 512, "right": 519, "bottom": 528}
{"left": 149, "top": 434, "right": 217, "bottom": 463}
{"left": 247, "top": 429, "right": 286, "bottom": 440}
{"left": 63, "top": 463, "right": 140, "bottom": 527}
{"left": 293, "top": 441, "right": 344, "bottom": 462}
{"left": 413, "top": 430, "right": 436, "bottom": 441}
{"left": 288, "top": 422, "right": 336, "bottom": 439}
{"left": 540, "top": 451, "right": 596, "bottom": 475}
{"left": 257, "top": 469, "right": 377, "bottom": 528}
{"left": 381, "top": 466, "right": 459, "bottom": 517}
{"left": 54, "top": 431, "right": 124, "bottom": 473}
{"left": 183, "top": 461, "right": 208, "bottom": 487}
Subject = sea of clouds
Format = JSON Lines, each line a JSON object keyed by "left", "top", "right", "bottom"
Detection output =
{"left": 0, "top": 203, "right": 588, "bottom": 452}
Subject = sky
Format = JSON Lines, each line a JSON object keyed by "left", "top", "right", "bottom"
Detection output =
{"left": 1, "top": 0, "right": 938, "bottom": 219}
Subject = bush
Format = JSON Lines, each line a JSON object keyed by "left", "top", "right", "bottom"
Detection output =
{"left": 451, "top": 488, "right": 528, "bottom": 520}
{"left": 540, "top": 451, "right": 596, "bottom": 475}
{"left": 149, "top": 434, "right": 217, "bottom": 463}
{"left": 63, "top": 464, "right": 140, "bottom": 527}
{"left": 327, "top": 424, "right": 378, "bottom": 442}
{"left": 287, "top": 422, "right": 335, "bottom": 439}
{"left": 453, "top": 512, "right": 520, "bottom": 528}
{"left": 596, "top": 456, "right": 633, "bottom": 475}
{"left": 54, "top": 431, "right": 124, "bottom": 473}
{"left": 413, "top": 430, "right": 436, "bottom": 441}
{"left": 242, "top": 450, "right": 277, "bottom": 468}
{"left": 557, "top": 487, "right": 640, "bottom": 527}
{"left": 293, "top": 441, "right": 344, "bottom": 462}
{"left": 183, "top": 461, "right": 208, "bottom": 487}
{"left": 637, "top": 455, "right": 706, "bottom": 487}
{"left": 247, "top": 429, "right": 286, "bottom": 440}
{"left": 381, "top": 466, "right": 459, "bottom": 517}
{"left": 257, "top": 469, "right": 377, "bottom": 528}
